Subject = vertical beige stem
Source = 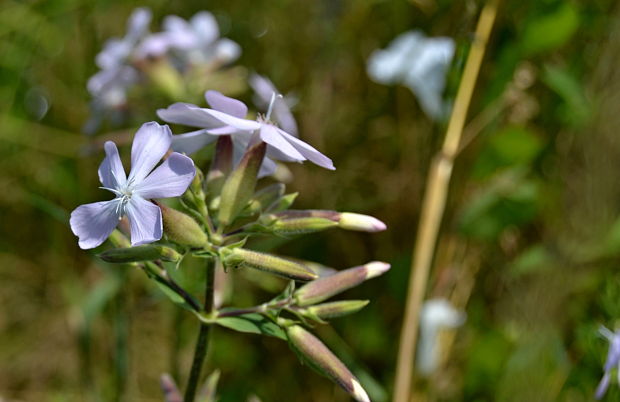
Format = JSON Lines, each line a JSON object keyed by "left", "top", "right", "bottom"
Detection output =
{"left": 392, "top": 1, "right": 500, "bottom": 402}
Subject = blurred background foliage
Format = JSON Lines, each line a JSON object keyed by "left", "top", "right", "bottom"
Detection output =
{"left": 1, "top": 0, "right": 620, "bottom": 400}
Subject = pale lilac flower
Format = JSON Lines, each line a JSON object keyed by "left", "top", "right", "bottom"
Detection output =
{"left": 70, "top": 122, "right": 195, "bottom": 249}
{"left": 88, "top": 8, "right": 152, "bottom": 109}
{"left": 249, "top": 74, "right": 298, "bottom": 136}
{"left": 596, "top": 326, "right": 620, "bottom": 399}
{"left": 138, "top": 12, "right": 241, "bottom": 65}
{"left": 158, "top": 91, "right": 334, "bottom": 170}
{"left": 96, "top": 8, "right": 152, "bottom": 70}
{"left": 417, "top": 298, "right": 466, "bottom": 375}
{"left": 367, "top": 30, "right": 455, "bottom": 120}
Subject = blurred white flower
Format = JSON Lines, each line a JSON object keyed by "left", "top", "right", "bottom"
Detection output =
{"left": 367, "top": 30, "right": 455, "bottom": 120}
{"left": 88, "top": 8, "right": 152, "bottom": 110}
{"left": 416, "top": 298, "right": 466, "bottom": 375}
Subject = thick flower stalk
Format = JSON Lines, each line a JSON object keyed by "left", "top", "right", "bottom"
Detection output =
{"left": 70, "top": 122, "right": 195, "bottom": 248}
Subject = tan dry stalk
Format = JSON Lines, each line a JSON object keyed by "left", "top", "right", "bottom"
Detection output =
{"left": 392, "top": 1, "right": 501, "bottom": 401}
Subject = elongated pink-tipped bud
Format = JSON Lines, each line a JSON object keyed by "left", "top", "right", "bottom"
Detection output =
{"left": 304, "top": 300, "right": 370, "bottom": 320}
{"left": 271, "top": 210, "right": 386, "bottom": 233}
{"left": 207, "top": 136, "right": 233, "bottom": 200}
{"left": 338, "top": 212, "right": 387, "bottom": 232}
{"left": 99, "top": 245, "right": 181, "bottom": 263}
{"left": 286, "top": 325, "right": 370, "bottom": 402}
{"left": 221, "top": 248, "right": 318, "bottom": 281}
{"left": 218, "top": 142, "right": 266, "bottom": 227}
{"left": 158, "top": 202, "right": 208, "bottom": 248}
{"left": 294, "top": 261, "right": 390, "bottom": 306}
{"left": 160, "top": 373, "right": 182, "bottom": 402}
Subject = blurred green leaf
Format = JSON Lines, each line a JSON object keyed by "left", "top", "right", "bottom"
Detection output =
{"left": 542, "top": 64, "right": 590, "bottom": 127}
{"left": 473, "top": 126, "right": 543, "bottom": 179}
{"left": 216, "top": 313, "right": 287, "bottom": 340}
{"left": 509, "top": 245, "right": 555, "bottom": 277}
{"left": 459, "top": 172, "right": 540, "bottom": 240}
{"left": 520, "top": 3, "right": 579, "bottom": 55}
{"left": 82, "top": 272, "right": 122, "bottom": 326}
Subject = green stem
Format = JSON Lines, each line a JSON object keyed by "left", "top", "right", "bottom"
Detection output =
{"left": 216, "top": 299, "right": 290, "bottom": 318}
{"left": 184, "top": 258, "right": 215, "bottom": 402}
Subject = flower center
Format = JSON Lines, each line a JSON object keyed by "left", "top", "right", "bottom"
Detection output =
{"left": 100, "top": 177, "right": 136, "bottom": 218}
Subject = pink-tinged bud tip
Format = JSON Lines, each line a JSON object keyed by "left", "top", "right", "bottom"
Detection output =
{"left": 364, "top": 261, "right": 391, "bottom": 279}
{"left": 338, "top": 213, "right": 387, "bottom": 232}
{"left": 352, "top": 379, "right": 371, "bottom": 402}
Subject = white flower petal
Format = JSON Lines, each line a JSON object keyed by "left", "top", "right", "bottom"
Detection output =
{"left": 135, "top": 152, "right": 195, "bottom": 199}
{"left": 98, "top": 141, "right": 127, "bottom": 188}
{"left": 128, "top": 122, "right": 172, "bottom": 183}
{"left": 259, "top": 124, "right": 304, "bottom": 162}
{"left": 205, "top": 90, "right": 248, "bottom": 118}
{"left": 277, "top": 128, "right": 335, "bottom": 170}
{"left": 126, "top": 195, "right": 162, "bottom": 246}
{"left": 171, "top": 129, "right": 218, "bottom": 155}
{"left": 70, "top": 201, "right": 121, "bottom": 249}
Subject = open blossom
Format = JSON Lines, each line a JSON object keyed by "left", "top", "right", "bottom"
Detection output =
{"left": 158, "top": 90, "right": 334, "bottom": 170}
{"left": 249, "top": 74, "right": 298, "bottom": 136}
{"left": 367, "top": 30, "right": 455, "bottom": 120}
{"left": 596, "top": 326, "right": 620, "bottom": 399}
{"left": 137, "top": 11, "right": 241, "bottom": 65}
{"left": 70, "top": 122, "right": 195, "bottom": 249}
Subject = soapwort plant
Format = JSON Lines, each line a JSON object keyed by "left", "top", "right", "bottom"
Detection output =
{"left": 71, "top": 90, "right": 388, "bottom": 401}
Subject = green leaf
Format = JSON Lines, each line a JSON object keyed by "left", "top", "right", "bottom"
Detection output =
{"left": 215, "top": 313, "right": 287, "bottom": 340}
{"left": 520, "top": 3, "right": 579, "bottom": 55}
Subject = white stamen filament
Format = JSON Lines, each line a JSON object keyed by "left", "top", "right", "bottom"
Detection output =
{"left": 265, "top": 92, "right": 283, "bottom": 121}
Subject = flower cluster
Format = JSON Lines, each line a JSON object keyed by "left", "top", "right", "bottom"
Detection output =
{"left": 87, "top": 8, "right": 240, "bottom": 130}
{"left": 73, "top": 75, "right": 386, "bottom": 400}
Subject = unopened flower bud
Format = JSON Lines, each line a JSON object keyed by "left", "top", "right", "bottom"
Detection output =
{"left": 286, "top": 325, "right": 370, "bottom": 402}
{"left": 267, "top": 215, "right": 338, "bottom": 235}
{"left": 268, "top": 192, "right": 298, "bottom": 212}
{"left": 247, "top": 183, "right": 285, "bottom": 214}
{"left": 145, "top": 59, "right": 184, "bottom": 100}
{"left": 304, "top": 300, "right": 369, "bottom": 320}
{"left": 157, "top": 202, "right": 208, "bottom": 248}
{"left": 294, "top": 261, "right": 390, "bottom": 306}
{"left": 338, "top": 212, "right": 387, "bottom": 232}
{"left": 108, "top": 229, "right": 131, "bottom": 249}
{"left": 218, "top": 142, "right": 267, "bottom": 227}
{"left": 160, "top": 373, "right": 182, "bottom": 402}
{"left": 190, "top": 168, "right": 206, "bottom": 199}
{"left": 221, "top": 248, "right": 317, "bottom": 281}
{"left": 206, "top": 136, "right": 233, "bottom": 200}
{"left": 99, "top": 244, "right": 181, "bottom": 263}
{"left": 270, "top": 210, "right": 386, "bottom": 233}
